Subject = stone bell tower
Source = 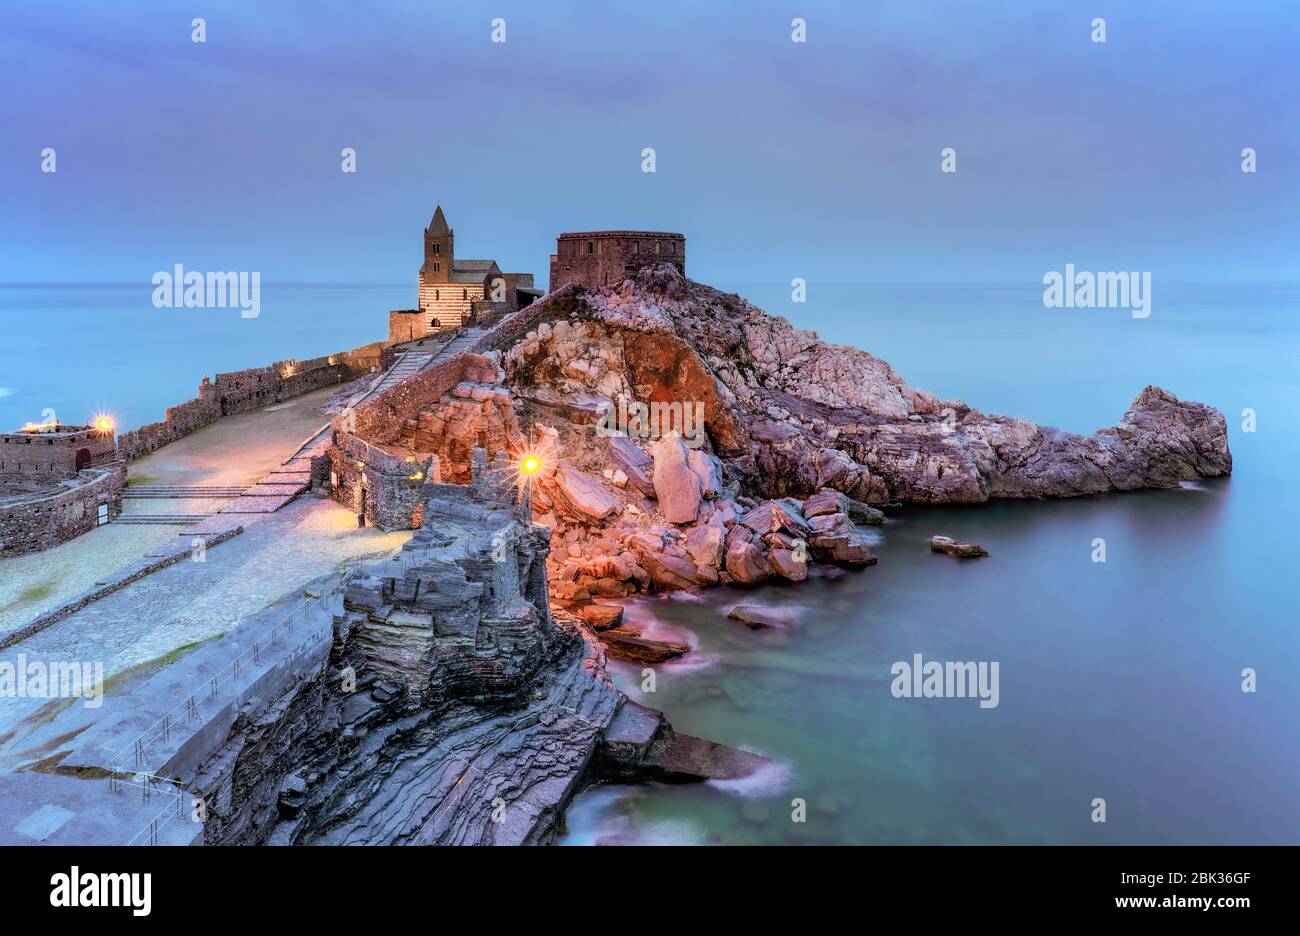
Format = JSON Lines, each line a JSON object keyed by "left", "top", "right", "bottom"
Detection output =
{"left": 422, "top": 205, "right": 453, "bottom": 284}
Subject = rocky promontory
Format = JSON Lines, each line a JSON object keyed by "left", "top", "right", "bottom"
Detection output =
{"left": 455, "top": 263, "right": 1230, "bottom": 657}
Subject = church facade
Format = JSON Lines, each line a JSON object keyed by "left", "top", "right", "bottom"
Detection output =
{"left": 389, "top": 206, "right": 538, "bottom": 344}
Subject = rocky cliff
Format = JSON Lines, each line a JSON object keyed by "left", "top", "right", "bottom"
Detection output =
{"left": 498, "top": 264, "right": 1232, "bottom": 506}
{"left": 458, "top": 264, "right": 1230, "bottom": 658}
{"left": 194, "top": 484, "right": 764, "bottom": 845}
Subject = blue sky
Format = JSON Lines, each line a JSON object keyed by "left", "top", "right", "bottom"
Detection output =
{"left": 2, "top": 0, "right": 1297, "bottom": 286}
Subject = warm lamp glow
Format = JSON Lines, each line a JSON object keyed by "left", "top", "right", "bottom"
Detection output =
{"left": 520, "top": 455, "right": 541, "bottom": 475}
{"left": 95, "top": 416, "right": 115, "bottom": 432}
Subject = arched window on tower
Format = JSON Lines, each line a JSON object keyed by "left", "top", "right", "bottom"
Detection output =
{"left": 432, "top": 243, "right": 440, "bottom": 254}
{"left": 435, "top": 289, "right": 439, "bottom": 300}
{"left": 433, "top": 261, "right": 440, "bottom": 272}
{"left": 462, "top": 288, "right": 468, "bottom": 300}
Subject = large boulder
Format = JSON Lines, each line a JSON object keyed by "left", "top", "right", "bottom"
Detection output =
{"left": 608, "top": 435, "right": 656, "bottom": 497}
{"left": 724, "top": 525, "right": 770, "bottom": 585}
{"left": 553, "top": 463, "right": 619, "bottom": 521}
{"left": 769, "top": 548, "right": 808, "bottom": 582}
{"left": 651, "top": 435, "right": 703, "bottom": 524}
{"left": 739, "top": 500, "right": 810, "bottom": 538}
{"left": 687, "top": 448, "right": 723, "bottom": 499}
{"left": 685, "top": 523, "right": 725, "bottom": 571}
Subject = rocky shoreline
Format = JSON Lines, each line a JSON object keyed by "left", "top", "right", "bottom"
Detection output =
{"left": 477, "top": 263, "right": 1231, "bottom": 662}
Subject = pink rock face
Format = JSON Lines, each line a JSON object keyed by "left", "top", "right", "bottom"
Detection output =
{"left": 639, "top": 550, "right": 702, "bottom": 590}
{"left": 685, "top": 523, "right": 724, "bottom": 570}
{"left": 686, "top": 448, "right": 723, "bottom": 499}
{"left": 553, "top": 463, "right": 619, "bottom": 520}
{"left": 651, "top": 435, "right": 703, "bottom": 524}
{"left": 769, "top": 548, "right": 808, "bottom": 581}
{"left": 739, "top": 500, "right": 810, "bottom": 538}
{"left": 608, "top": 435, "right": 656, "bottom": 497}
{"left": 724, "top": 526, "right": 770, "bottom": 584}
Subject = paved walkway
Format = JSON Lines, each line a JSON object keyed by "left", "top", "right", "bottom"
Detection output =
{"left": 0, "top": 386, "right": 342, "bottom": 632}
{"left": 0, "top": 496, "right": 409, "bottom": 744}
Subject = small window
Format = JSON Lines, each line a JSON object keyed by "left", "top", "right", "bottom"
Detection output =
{"left": 434, "top": 289, "right": 439, "bottom": 300}
{"left": 587, "top": 241, "right": 593, "bottom": 254}
{"left": 462, "top": 288, "right": 468, "bottom": 300}
{"left": 432, "top": 243, "right": 440, "bottom": 255}
{"left": 433, "top": 261, "right": 440, "bottom": 272}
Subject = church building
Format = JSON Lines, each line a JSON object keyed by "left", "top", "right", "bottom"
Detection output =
{"left": 388, "top": 206, "right": 538, "bottom": 343}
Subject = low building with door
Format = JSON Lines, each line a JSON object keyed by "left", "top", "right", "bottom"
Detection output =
{"left": 0, "top": 422, "right": 125, "bottom": 557}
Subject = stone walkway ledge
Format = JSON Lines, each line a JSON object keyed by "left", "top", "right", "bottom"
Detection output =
{"left": 0, "top": 578, "right": 341, "bottom": 845}
{"left": 0, "top": 526, "right": 244, "bottom": 652}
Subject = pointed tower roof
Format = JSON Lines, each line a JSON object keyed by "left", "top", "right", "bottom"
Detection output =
{"left": 427, "top": 205, "right": 449, "bottom": 234}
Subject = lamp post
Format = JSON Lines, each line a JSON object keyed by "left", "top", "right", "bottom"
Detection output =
{"left": 519, "top": 455, "right": 541, "bottom": 519}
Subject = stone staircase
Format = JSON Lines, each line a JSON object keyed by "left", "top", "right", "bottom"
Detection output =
{"left": 123, "top": 485, "right": 249, "bottom": 499}
{"left": 113, "top": 514, "right": 210, "bottom": 526}
{"left": 365, "top": 351, "right": 433, "bottom": 397}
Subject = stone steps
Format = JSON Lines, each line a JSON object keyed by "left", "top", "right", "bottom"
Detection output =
{"left": 365, "top": 352, "right": 433, "bottom": 396}
{"left": 124, "top": 485, "right": 248, "bottom": 498}
{"left": 114, "top": 515, "right": 208, "bottom": 525}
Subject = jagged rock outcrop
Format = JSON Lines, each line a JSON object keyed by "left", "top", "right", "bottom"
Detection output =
{"left": 499, "top": 264, "right": 1231, "bottom": 506}
{"left": 193, "top": 483, "right": 764, "bottom": 846}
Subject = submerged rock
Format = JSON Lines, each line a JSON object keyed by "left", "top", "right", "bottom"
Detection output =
{"left": 727, "top": 604, "right": 800, "bottom": 629}
{"left": 578, "top": 603, "right": 624, "bottom": 630}
{"left": 599, "top": 627, "right": 690, "bottom": 664}
{"left": 930, "top": 535, "right": 989, "bottom": 558}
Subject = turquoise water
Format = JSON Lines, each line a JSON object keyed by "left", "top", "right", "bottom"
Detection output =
{"left": 560, "top": 282, "right": 1300, "bottom": 845}
{"left": 0, "top": 284, "right": 404, "bottom": 432}
{"left": 3, "top": 282, "right": 1297, "bottom": 844}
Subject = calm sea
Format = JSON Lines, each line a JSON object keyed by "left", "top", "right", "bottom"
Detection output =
{"left": 2, "top": 282, "right": 1297, "bottom": 843}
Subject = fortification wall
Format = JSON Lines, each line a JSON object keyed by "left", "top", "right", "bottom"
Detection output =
{"left": 0, "top": 464, "right": 125, "bottom": 558}
{"left": 0, "top": 428, "right": 115, "bottom": 481}
{"left": 116, "top": 341, "right": 385, "bottom": 461}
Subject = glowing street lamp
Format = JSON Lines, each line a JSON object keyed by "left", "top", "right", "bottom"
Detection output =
{"left": 94, "top": 415, "right": 115, "bottom": 434}
{"left": 518, "top": 454, "right": 542, "bottom": 517}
